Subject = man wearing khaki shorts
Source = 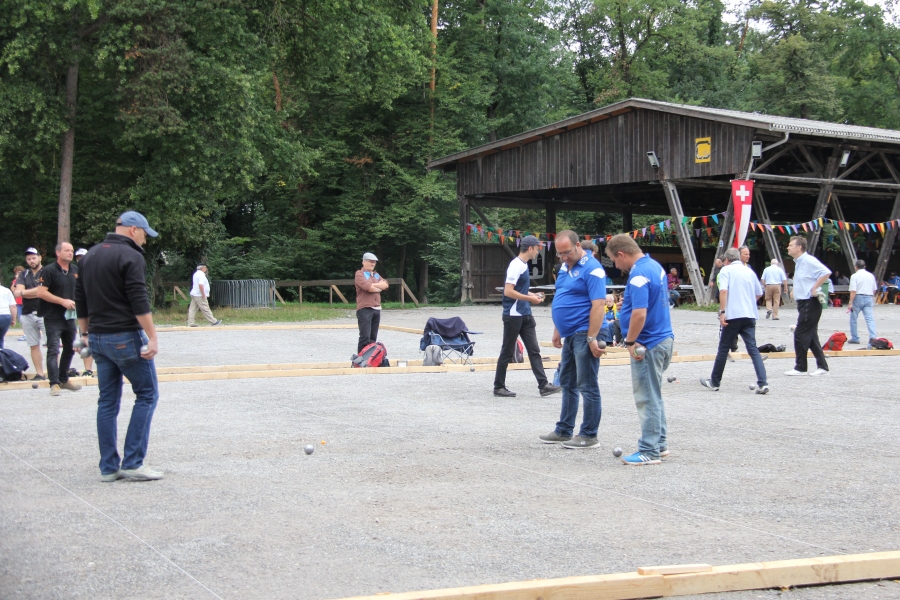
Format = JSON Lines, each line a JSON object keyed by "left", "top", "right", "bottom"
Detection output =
{"left": 760, "top": 259, "right": 788, "bottom": 320}
{"left": 14, "top": 248, "right": 46, "bottom": 380}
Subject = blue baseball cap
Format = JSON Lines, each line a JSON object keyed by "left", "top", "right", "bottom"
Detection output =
{"left": 117, "top": 211, "right": 158, "bottom": 237}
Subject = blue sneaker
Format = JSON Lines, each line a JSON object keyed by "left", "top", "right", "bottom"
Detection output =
{"left": 621, "top": 451, "right": 661, "bottom": 466}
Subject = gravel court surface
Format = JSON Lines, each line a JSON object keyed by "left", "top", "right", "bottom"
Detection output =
{"left": 2, "top": 306, "right": 900, "bottom": 599}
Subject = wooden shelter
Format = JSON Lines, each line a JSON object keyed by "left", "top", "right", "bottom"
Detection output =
{"left": 427, "top": 98, "right": 900, "bottom": 304}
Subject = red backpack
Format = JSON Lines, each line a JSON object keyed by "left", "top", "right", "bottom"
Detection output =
{"left": 870, "top": 338, "right": 894, "bottom": 350}
{"left": 352, "top": 342, "right": 388, "bottom": 368}
{"left": 823, "top": 332, "right": 847, "bottom": 351}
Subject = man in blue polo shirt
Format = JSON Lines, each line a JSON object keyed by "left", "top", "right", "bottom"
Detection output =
{"left": 494, "top": 235, "right": 561, "bottom": 398}
{"left": 606, "top": 233, "right": 674, "bottom": 466}
{"left": 540, "top": 230, "right": 607, "bottom": 449}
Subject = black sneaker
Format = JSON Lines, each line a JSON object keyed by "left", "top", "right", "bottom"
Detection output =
{"left": 31, "top": 375, "right": 47, "bottom": 381}
{"left": 82, "top": 370, "right": 94, "bottom": 378}
{"left": 67, "top": 368, "right": 80, "bottom": 378}
{"left": 212, "top": 319, "right": 223, "bottom": 326}
{"left": 493, "top": 387, "right": 516, "bottom": 398}
{"left": 539, "top": 383, "right": 561, "bottom": 397}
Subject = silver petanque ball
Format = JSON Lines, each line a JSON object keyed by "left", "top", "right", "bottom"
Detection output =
{"left": 634, "top": 346, "right": 646, "bottom": 357}
{"left": 789, "top": 324, "right": 796, "bottom": 332}
{"left": 304, "top": 444, "right": 315, "bottom": 455}
{"left": 612, "top": 447, "right": 623, "bottom": 458}
{"left": 749, "top": 384, "right": 757, "bottom": 390}
{"left": 667, "top": 376, "right": 676, "bottom": 383}
{"left": 140, "top": 345, "right": 149, "bottom": 354}
{"left": 32, "top": 383, "right": 39, "bottom": 389}
{"left": 79, "top": 347, "right": 91, "bottom": 358}
{"left": 470, "top": 365, "right": 475, "bottom": 372}
{"left": 73, "top": 338, "right": 85, "bottom": 350}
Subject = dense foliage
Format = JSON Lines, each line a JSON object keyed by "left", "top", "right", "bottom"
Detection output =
{"left": 2, "top": 0, "right": 899, "bottom": 303}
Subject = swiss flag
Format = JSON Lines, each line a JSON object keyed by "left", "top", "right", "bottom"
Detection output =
{"left": 731, "top": 180, "right": 754, "bottom": 248}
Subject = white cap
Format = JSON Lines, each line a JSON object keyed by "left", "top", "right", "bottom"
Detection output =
{"left": 75, "top": 248, "right": 88, "bottom": 256}
{"left": 362, "top": 252, "right": 378, "bottom": 261}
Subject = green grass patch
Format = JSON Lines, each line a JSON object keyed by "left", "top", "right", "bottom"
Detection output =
{"left": 151, "top": 300, "right": 457, "bottom": 326}
{"left": 676, "top": 302, "right": 720, "bottom": 312}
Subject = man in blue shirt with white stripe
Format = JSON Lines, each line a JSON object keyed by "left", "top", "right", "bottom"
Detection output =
{"left": 540, "top": 231, "right": 607, "bottom": 449}
{"left": 606, "top": 234, "right": 674, "bottom": 466}
{"left": 493, "top": 236, "right": 561, "bottom": 398}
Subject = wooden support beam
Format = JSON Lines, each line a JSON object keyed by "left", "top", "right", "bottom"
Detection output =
{"left": 752, "top": 189, "right": 791, "bottom": 305}
{"left": 273, "top": 288, "right": 286, "bottom": 305}
{"left": 401, "top": 280, "right": 420, "bottom": 307}
{"left": 545, "top": 203, "right": 556, "bottom": 242}
{"left": 753, "top": 143, "right": 795, "bottom": 173}
{"left": 828, "top": 193, "right": 859, "bottom": 274}
{"left": 874, "top": 190, "right": 900, "bottom": 285}
{"left": 751, "top": 172, "right": 900, "bottom": 191}
{"left": 334, "top": 552, "right": 900, "bottom": 600}
{"left": 661, "top": 180, "right": 708, "bottom": 305}
{"left": 706, "top": 193, "right": 735, "bottom": 302}
{"left": 298, "top": 286, "right": 302, "bottom": 304}
{"left": 469, "top": 199, "right": 517, "bottom": 260}
{"left": 173, "top": 286, "right": 189, "bottom": 301}
{"left": 807, "top": 149, "right": 841, "bottom": 252}
{"left": 330, "top": 285, "right": 348, "bottom": 304}
{"left": 459, "top": 195, "right": 472, "bottom": 303}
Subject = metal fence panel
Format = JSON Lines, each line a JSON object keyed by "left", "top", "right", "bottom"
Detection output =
{"left": 209, "top": 280, "right": 275, "bottom": 309}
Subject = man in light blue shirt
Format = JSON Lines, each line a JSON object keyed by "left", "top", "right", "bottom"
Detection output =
{"left": 760, "top": 258, "right": 788, "bottom": 320}
{"left": 786, "top": 236, "right": 831, "bottom": 376}
{"left": 606, "top": 234, "right": 674, "bottom": 466}
{"left": 700, "top": 248, "right": 768, "bottom": 393}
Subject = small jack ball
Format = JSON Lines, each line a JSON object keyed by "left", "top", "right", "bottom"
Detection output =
{"left": 304, "top": 444, "right": 314, "bottom": 455}
{"left": 32, "top": 383, "right": 39, "bottom": 389}
{"left": 612, "top": 447, "right": 623, "bottom": 458}
{"left": 667, "top": 376, "right": 676, "bottom": 383}
{"left": 470, "top": 365, "right": 475, "bottom": 372}
{"left": 749, "top": 384, "right": 757, "bottom": 390}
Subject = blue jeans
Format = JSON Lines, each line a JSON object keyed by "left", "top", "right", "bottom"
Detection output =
{"left": 711, "top": 318, "right": 767, "bottom": 387}
{"left": 0, "top": 314, "right": 10, "bottom": 349}
{"left": 555, "top": 331, "right": 601, "bottom": 438}
{"left": 90, "top": 331, "right": 159, "bottom": 475}
{"left": 849, "top": 295, "right": 876, "bottom": 344}
{"left": 631, "top": 337, "right": 673, "bottom": 458}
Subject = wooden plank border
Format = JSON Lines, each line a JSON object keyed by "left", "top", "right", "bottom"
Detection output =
{"left": 332, "top": 551, "right": 900, "bottom": 600}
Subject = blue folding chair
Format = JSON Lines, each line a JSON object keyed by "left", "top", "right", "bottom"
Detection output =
{"left": 419, "top": 317, "right": 481, "bottom": 365}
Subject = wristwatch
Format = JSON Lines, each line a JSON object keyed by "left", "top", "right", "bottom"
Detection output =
{"left": 719, "top": 310, "right": 725, "bottom": 314}
{"left": 586, "top": 336, "right": 595, "bottom": 343}
{"left": 624, "top": 340, "right": 636, "bottom": 346}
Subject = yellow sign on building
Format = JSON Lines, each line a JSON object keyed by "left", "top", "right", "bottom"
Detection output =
{"left": 695, "top": 137, "right": 711, "bottom": 163}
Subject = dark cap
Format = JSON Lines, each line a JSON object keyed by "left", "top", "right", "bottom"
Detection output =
{"left": 520, "top": 235, "right": 541, "bottom": 249}
{"left": 25, "top": 247, "right": 40, "bottom": 256}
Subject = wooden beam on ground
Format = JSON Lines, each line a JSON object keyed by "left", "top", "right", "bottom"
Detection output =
{"left": 334, "top": 552, "right": 900, "bottom": 600}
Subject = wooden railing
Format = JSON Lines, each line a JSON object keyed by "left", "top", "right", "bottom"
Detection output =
{"left": 163, "top": 279, "right": 420, "bottom": 308}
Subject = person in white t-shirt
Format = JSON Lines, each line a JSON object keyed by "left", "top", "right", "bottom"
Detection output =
{"left": 701, "top": 248, "right": 768, "bottom": 393}
{"left": 188, "top": 264, "right": 222, "bottom": 327}
{"left": 848, "top": 259, "right": 878, "bottom": 346}
{"left": 0, "top": 275, "right": 17, "bottom": 350}
{"left": 759, "top": 259, "right": 788, "bottom": 320}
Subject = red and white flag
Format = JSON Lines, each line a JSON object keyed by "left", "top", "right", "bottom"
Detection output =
{"left": 731, "top": 179, "right": 754, "bottom": 248}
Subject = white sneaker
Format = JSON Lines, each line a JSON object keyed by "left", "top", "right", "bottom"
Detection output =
{"left": 120, "top": 465, "right": 164, "bottom": 481}
{"left": 809, "top": 368, "right": 829, "bottom": 376}
{"left": 784, "top": 369, "right": 807, "bottom": 376}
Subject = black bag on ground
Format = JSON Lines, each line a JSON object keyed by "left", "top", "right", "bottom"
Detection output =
{"left": 0, "top": 349, "right": 29, "bottom": 382}
{"left": 757, "top": 343, "right": 786, "bottom": 353}
{"left": 352, "top": 342, "right": 388, "bottom": 368}
{"left": 869, "top": 337, "right": 894, "bottom": 350}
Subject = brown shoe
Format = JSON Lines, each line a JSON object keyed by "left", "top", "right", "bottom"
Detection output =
{"left": 60, "top": 381, "right": 82, "bottom": 392}
{"left": 50, "top": 384, "right": 61, "bottom": 396}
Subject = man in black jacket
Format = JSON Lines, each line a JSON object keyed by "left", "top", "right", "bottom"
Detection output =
{"left": 75, "top": 211, "right": 163, "bottom": 482}
{"left": 37, "top": 242, "right": 82, "bottom": 396}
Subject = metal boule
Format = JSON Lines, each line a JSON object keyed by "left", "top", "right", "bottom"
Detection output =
{"left": 304, "top": 444, "right": 314, "bottom": 455}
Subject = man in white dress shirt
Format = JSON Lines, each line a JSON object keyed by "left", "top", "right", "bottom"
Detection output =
{"left": 759, "top": 259, "right": 788, "bottom": 320}
{"left": 848, "top": 259, "right": 878, "bottom": 347}
{"left": 785, "top": 236, "right": 831, "bottom": 376}
{"left": 188, "top": 264, "right": 223, "bottom": 327}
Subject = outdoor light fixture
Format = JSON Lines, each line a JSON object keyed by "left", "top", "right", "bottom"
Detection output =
{"left": 751, "top": 141, "right": 763, "bottom": 159}
{"left": 840, "top": 150, "right": 851, "bottom": 168}
{"left": 646, "top": 151, "right": 660, "bottom": 169}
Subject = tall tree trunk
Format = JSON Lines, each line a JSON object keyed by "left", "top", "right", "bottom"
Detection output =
{"left": 58, "top": 59, "right": 79, "bottom": 245}
{"left": 418, "top": 258, "right": 429, "bottom": 305}
{"left": 397, "top": 244, "right": 407, "bottom": 302}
